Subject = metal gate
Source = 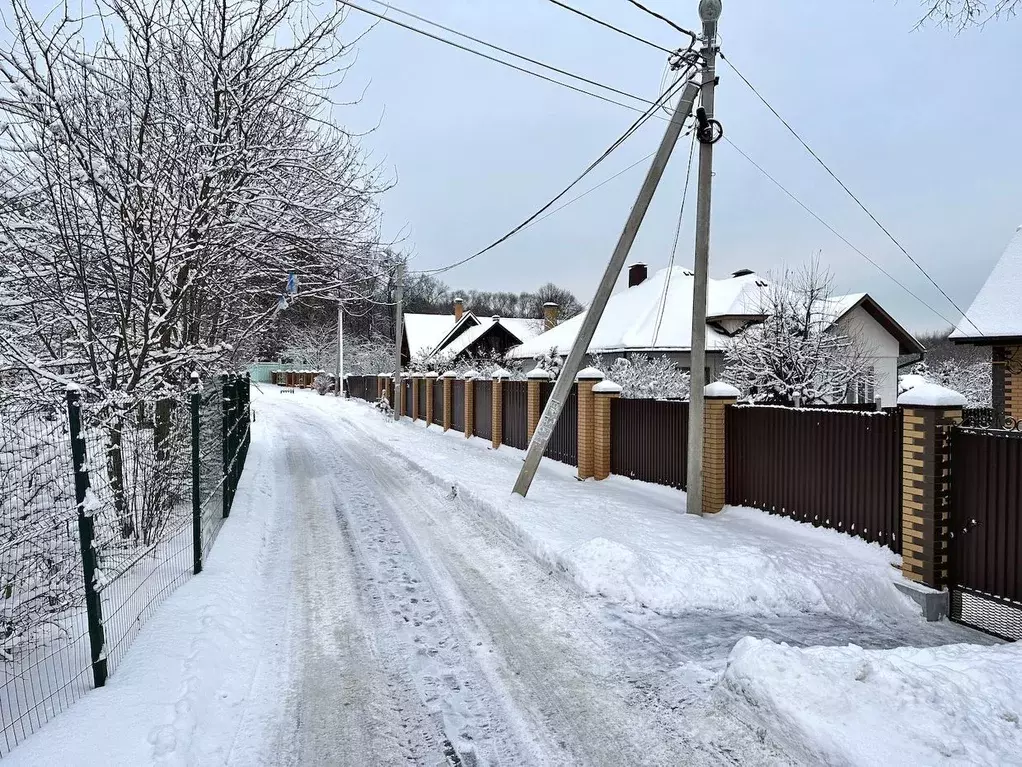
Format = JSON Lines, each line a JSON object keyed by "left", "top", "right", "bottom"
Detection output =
{"left": 949, "top": 425, "right": 1022, "bottom": 640}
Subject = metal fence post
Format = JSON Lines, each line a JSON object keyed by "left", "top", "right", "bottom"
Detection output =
{"left": 66, "top": 387, "right": 108, "bottom": 688}
{"left": 190, "top": 373, "right": 202, "bottom": 574}
{"left": 221, "top": 373, "right": 232, "bottom": 518}
{"left": 242, "top": 373, "right": 251, "bottom": 464}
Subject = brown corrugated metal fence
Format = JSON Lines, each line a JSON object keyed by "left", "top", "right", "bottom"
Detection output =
{"left": 610, "top": 399, "right": 689, "bottom": 489}
{"left": 540, "top": 381, "right": 577, "bottom": 466}
{"left": 726, "top": 405, "right": 901, "bottom": 551}
{"left": 432, "top": 380, "right": 444, "bottom": 426}
{"left": 474, "top": 380, "right": 492, "bottom": 441}
{"left": 452, "top": 380, "right": 465, "bottom": 432}
{"left": 949, "top": 428, "right": 1022, "bottom": 640}
{"left": 502, "top": 381, "right": 528, "bottom": 449}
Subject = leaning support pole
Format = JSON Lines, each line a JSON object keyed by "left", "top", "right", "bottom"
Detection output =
{"left": 513, "top": 79, "right": 700, "bottom": 497}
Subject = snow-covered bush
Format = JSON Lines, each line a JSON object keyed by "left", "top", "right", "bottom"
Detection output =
{"left": 314, "top": 374, "right": 334, "bottom": 395}
{"left": 591, "top": 355, "right": 691, "bottom": 400}
{"left": 532, "top": 347, "right": 564, "bottom": 379}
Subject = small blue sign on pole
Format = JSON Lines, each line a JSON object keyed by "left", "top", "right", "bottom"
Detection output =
{"left": 286, "top": 272, "right": 298, "bottom": 296}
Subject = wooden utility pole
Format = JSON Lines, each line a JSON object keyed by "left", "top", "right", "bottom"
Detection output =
{"left": 512, "top": 77, "right": 701, "bottom": 498}
{"left": 393, "top": 262, "right": 404, "bottom": 421}
{"left": 686, "top": 0, "right": 722, "bottom": 516}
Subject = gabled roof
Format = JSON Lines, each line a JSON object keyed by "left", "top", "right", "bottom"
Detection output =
{"left": 435, "top": 316, "right": 546, "bottom": 359}
{"left": 507, "top": 266, "right": 922, "bottom": 359}
{"left": 508, "top": 267, "right": 769, "bottom": 359}
{"left": 827, "top": 293, "right": 924, "bottom": 356}
{"left": 950, "top": 224, "right": 1022, "bottom": 344}
{"left": 403, "top": 313, "right": 460, "bottom": 359}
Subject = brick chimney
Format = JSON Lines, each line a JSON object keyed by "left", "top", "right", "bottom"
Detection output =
{"left": 543, "top": 302, "right": 560, "bottom": 331}
{"left": 454, "top": 297, "right": 464, "bottom": 322}
{"left": 628, "top": 263, "right": 648, "bottom": 288}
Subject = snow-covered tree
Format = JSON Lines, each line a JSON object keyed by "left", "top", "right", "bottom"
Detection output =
{"left": 0, "top": 0, "right": 385, "bottom": 656}
{"left": 0, "top": 0, "right": 385, "bottom": 400}
{"left": 723, "top": 263, "right": 874, "bottom": 406}
{"left": 345, "top": 336, "right": 394, "bottom": 376}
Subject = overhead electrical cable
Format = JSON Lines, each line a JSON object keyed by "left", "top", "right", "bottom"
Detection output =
{"left": 417, "top": 72, "right": 697, "bottom": 276}
{"left": 723, "top": 138, "right": 960, "bottom": 331}
{"left": 339, "top": 0, "right": 654, "bottom": 114}
{"left": 718, "top": 51, "right": 981, "bottom": 335}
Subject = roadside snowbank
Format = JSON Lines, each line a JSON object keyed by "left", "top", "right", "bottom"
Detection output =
{"left": 313, "top": 391, "right": 919, "bottom": 625}
{"left": 721, "top": 637, "right": 1022, "bottom": 766}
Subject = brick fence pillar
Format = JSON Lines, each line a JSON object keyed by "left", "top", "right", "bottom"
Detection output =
{"left": 898, "top": 384, "right": 966, "bottom": 588}
{"left": 526, "top": 368, "right": 551, "bottom": 441}
{"left": 410, "top": 374, "right": 421, "bottom": 421}
{"left": 994, "top": 345, "right": 1022, "bottom": 423}
{"left": 441, "top": 370, "right": 455, "bottom": 431}
{"left": 702, "top": 382, "right": 740, "bottom": 515}
{"left": 576, "top": 367, "right": 605, "bottom": 480}
{"left": 593, "top": 380, "right": 621, "bottom": 480}
{"left": 425, "top": 372, "right": 438, "bottom": 426}
{"left": 491, "top": 368, "right": 510, "bottom": 449}
{"left": 464, "top": 370, "right": 478, "bottom": 438}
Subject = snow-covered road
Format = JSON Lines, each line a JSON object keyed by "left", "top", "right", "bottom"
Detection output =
{"left": 261, "top": 394, "right": 788, "bottom": 765}
{"left": 9, "top": 387, "right": 990, "bottom": 766}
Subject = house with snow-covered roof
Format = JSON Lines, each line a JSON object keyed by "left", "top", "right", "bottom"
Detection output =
{"left": 401, "top": 297, "right": 547, "bottom": 366}
{"left": 507, "top": 263, "right": 922, "bottom": 406}
{"left": 950, "top": 223, "right": 1022, "bottom": 420}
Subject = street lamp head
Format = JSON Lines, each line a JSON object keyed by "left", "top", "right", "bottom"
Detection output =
{"left": 698, "top": 0, "right": 722, "bottom": 22}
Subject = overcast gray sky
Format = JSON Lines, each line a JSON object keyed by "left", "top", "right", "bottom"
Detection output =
{"left": 340, "top": 0, "right": 1021, "bottom": 333}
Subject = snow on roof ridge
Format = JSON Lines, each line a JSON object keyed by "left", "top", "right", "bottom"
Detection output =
{"left": 951, "top": 224, "right": 1022, "bottom": 340}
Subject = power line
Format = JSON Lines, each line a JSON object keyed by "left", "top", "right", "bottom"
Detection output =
{"left": 722, "top": 136, "right": 962, "bottom": 331}
{"left": 339, "top": 0, "right": 651, "bottom": 114}
{"left": 652, "top": 129, "right": 697, "bottom": 346}
{"left": 416, "top": 72, "right": 696, "bottom": 277}
{"left": 543, "top": 0, "right": 674, "bottom": 53}
{"left": 368, "top": 1, "right": 656, "bottom": 108}
{"left": 624, "top": 0, "right": 698, "bottom": 43}
{"left": 718, "top": 51, "right": 982, "bottom": 336}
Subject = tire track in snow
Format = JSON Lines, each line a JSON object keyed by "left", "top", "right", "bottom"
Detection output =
{"left": 275, "top": 400, "right": 790, "bottom": 766}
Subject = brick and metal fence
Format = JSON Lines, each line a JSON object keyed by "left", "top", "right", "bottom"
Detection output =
{"left": 726, "top": 405, "right": 902, "bottom": 551}
{"left": 347, "top": 371, "right": 1022, "bottom": 640}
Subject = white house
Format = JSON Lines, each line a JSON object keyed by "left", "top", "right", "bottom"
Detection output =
{"left": 402, "top": 297, "right": 546, "bottom": 366}
{"left": 507, "top": 264, "right": 923, "bottom": 406}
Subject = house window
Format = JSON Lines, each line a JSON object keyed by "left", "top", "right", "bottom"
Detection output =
{"left": 850, "top": 367, "right": 876, "bottom": 404}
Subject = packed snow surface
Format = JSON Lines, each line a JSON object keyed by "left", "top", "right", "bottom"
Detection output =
{"left": 722, "top": 638, "right": 1022, "bottom": 766}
